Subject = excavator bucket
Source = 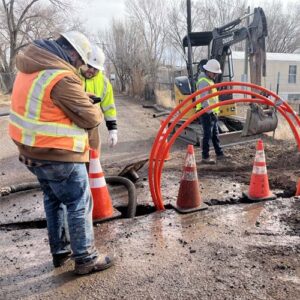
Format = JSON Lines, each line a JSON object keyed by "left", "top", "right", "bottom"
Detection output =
{"left": 242, "top": 104, "right": 278, "bottom": 136}
{"left": 244, "top": 7, "right": 276, "bottom": 136}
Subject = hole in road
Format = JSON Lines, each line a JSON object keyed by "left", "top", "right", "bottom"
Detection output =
{"left": 0, "top": 220, "right": 47, "bottom": 231}
{"left": 116, "top": 203, "right": 174, "bottom": 217}
{"left": 117, "top": 204, "right": 153, "bottom": 217}
{"left": 0, "top": 191, "right": 292, "bottom": 231}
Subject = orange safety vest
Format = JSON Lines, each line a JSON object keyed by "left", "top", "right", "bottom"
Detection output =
{"left": 9, "top": 69, "right": 89, "bottom": 152}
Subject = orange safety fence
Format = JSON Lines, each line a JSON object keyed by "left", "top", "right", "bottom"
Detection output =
{"left": 148, "top": 82, "right": 300, "bottom": 210}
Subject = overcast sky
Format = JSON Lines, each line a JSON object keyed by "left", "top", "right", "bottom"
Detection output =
{"left": 76, "top": 0, "right": 126, "bottom": 33}
{"left": 76, "top": 0, "right": 298, "bottom": 34}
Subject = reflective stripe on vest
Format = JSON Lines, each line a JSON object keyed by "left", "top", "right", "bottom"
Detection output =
{"left": 25, "top": 69, "right": 64, "bottom": 120}
{"left": 101, "top": 76, "right": 108, "bottom": 100}
{"left": 9, "top": 69, "right": 88, "bottom": 152}
{"left": 196, "top": 77, "right": 219, "bottom": 113}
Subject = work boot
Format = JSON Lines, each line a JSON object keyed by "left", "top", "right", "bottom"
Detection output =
{"left": 201, "top": 158, "right": 216, "bottom": 165}
{"left": 74, "top": 254, "right": 115, "bottom": 275}
{"left": 52, "top": 251, "right": 71, "bottom": 268}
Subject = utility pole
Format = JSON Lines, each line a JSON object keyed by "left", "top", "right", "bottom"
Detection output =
{"left": 186, "top": 0, "right": 194, "bottom": 93}
{"left": 276, "top": 72, "right": 280, "bottom": 95}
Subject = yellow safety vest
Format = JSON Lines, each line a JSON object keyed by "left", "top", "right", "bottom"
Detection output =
{"left": 195, "top": 76, "right": 219, "bottom": 114}
{"left": 82, "top": 72, "right": 117, "bottom": 123}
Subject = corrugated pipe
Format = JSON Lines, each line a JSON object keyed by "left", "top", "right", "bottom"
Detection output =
{"left": 106, "top": 176, "right": 137, "bottom": 218}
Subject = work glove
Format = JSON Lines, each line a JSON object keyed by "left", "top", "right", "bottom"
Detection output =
{"left": 108, "top": 130, "right": 118, "bottom": 147}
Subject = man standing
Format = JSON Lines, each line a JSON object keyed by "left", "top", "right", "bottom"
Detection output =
{"left": 196, "top": 59, "right": 227, "bottom": 164}
{"left": 81, "top": 45, "right": 118, "bottom": 148}
{"left": 9, "top": 31, "right": 114, "bottom": 275}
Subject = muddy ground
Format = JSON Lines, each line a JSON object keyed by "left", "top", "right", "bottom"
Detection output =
{"left": 0, "top": 95, "right": 299, "bottom": 299}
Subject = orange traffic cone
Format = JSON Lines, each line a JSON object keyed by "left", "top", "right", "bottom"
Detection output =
{"left": 89, "top": 148, "right": 120, "bottom": 222}
{"left": 174, "top": 145, "right": 208, "bottom": 213}
{"left": 154, "top": 121, "right": 170, "bottom": 161}
{"left": 296, "top": 179, "right": 300, "bottom": 196}
{"left": 243, "top": 139, "right": 276, "bottom": 201}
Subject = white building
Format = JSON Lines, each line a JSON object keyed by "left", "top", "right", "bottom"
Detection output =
{"left": 232, "top": 51, "right": 300, "bottom": 101}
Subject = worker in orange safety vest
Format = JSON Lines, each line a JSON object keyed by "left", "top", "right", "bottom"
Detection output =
{"left": 9, "top": 31, "right": 114, "bottom": 275}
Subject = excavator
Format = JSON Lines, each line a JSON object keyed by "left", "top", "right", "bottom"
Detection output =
{"left": 173, "top": 0, "right": 278, "bottom": 146}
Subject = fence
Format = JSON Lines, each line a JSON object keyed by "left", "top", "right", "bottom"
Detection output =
{"left": 0, "top": 72, "right": 15, "bottom": 94}
{"left": 152, "top": 67, "right": 184, "bottom": 108}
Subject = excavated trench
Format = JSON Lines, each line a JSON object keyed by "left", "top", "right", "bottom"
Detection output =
{"left": 0, "top": 134, "right": 299, "bottom": 232}
{"left": 0, "top": 186, "right": 296, "bottom": 231}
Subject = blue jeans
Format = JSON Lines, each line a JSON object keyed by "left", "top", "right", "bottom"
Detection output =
{"left": 200, "top": 112, "right": 223, "bottom": 159}
{"left": 28, "top": 162, "right": 98, "bottom": 264}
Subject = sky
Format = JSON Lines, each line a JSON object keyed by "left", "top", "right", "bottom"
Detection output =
{"left": 75, "top": 0, "right": 298, "bottom": 34}
{"left": 76, "top": 0, "right": 126, "bottom": 33}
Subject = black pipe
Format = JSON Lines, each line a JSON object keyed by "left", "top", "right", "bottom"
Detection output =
{"left": 106, "top": 176, "right": 137, "bottom": 218}
{"left": 0, "top": 112, "right": 9, "bottom": 117}
{"left": 142, "top": 103, "right": 166, "bottom": 113}
{"left": 0, "top": 182, "right": 40, "bottom": 196}
{"left": 0, "top": 176, "right": 137, "bottom": 218}
{"left": 153, "top": 111, "right": 169, "bottom": 118}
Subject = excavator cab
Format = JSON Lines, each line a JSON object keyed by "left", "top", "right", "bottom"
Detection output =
{"left": 173, "top": 0, "right": 278, "bottom": 146}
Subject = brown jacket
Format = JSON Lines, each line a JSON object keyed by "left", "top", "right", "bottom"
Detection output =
{"left": 13, "top": 44, "right": 103, "bottom": 162}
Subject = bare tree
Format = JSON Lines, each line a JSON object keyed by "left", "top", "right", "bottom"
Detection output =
{"left": 166, "top": 0, "right": 300, "bottom": 55}
{"left": 99, "top": 19, "right": 143, "bottom": 94}
{"left": 200, "top": 0, "right": 247, "bottom": 29}
{"left": 166, "top": 0, "right": 206, "bottom": 60}
{"left": 0, "top": 0, "right": 74, "bottom": 92}
{"left": 262, "top": 0, "right": 300, "bottom": 53}
{"left": 99, "top": 0, "right": 169, "bottom": 97}
{"left": 126, "top": 0, "right": 168, "bottom": 92}
{"left": 165, "top": 0, "right": 247, "bottom": 67}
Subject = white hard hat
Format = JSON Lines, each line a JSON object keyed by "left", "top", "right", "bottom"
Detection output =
{"left": 60, "top": 31, "right": 91, "bottom": 64}
{"left": 87, "top": 45, "right": 105, "bottom": 71}
{"left": 203, "top": 59, "right": 222, "bottom": 74}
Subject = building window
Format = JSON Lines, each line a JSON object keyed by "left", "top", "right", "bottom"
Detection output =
{"left": 288, "top": 94, "right": 300, "bottom": 101}
{"left": 288, "top": 65, "right": 297, "bottom": 84}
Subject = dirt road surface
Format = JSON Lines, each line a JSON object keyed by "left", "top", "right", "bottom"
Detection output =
{"left": 0, "top": 95, "right": 299, "bottom": 299}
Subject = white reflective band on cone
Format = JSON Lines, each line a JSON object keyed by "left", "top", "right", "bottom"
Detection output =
{"left": 182, "top": 171, "right": 197, "bottom": 181}
{"left": 252, "top": 166, "right": 267, "bottom": 174}
{"left": 254, "top": 150, "right": 265, "bottom": 162}
{"left": 185, "top": 155, "right": 196, "bottom": 168}
{"left": 89, "top": 158, "right": 103, "bottom": 173}
{"left": 89, "top": 177, "right": 106, "bottom": 188}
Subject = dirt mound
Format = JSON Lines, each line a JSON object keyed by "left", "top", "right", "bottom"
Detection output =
{"left": 165, "top": 137, "right": 299, "bottom": 197}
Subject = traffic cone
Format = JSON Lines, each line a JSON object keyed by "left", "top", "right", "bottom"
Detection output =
{"left": 173, "top": 145, "right": 208, "bottom": 213}
{"left": 296, "top": 179, "right": 300, "bottom": 196}
{"left": 89, "top": 148, "right": 120, "bottom": 222}
{"left": 154, "top": 121, "right": 170, "bottom": 161}
{"left": 243, "top": 139, "right": 276, "bottom": 201}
